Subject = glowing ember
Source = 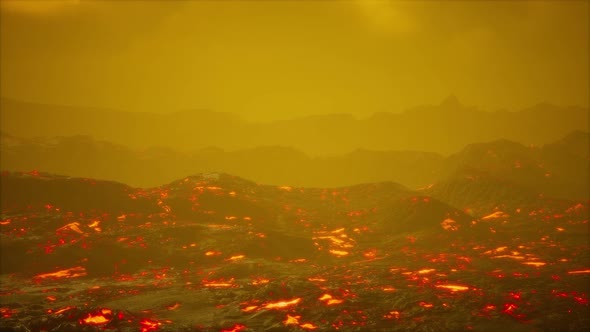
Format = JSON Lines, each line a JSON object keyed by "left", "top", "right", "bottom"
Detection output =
{"left": 419, "top": 302, "right": 434, "bottom": 308}
{"left": 56, "top": 222, "right": 85, "bottom": 234}
{"left": 435, "top": 284, "right": 469, "bottom": 292}
{"left": 88, "top": 220, "right": 100, "bottom": 228}
{"left": 522, "top": 262, "right": 546, "bottom": 267}
{"left": 166, "top": 303, "right": 181, "bottom": 310}
{"left": 241, "top": 305, "right": 258, "bottom": 312}
{"left": 284, "top": 314, "right": 301, "bottom": 325}
{"left": 384, "top": 310, "right": 401, "bottom": 319}
{"left": 207, "top": 224, "right": 233, "bottom": 230}
{"left": 568, "top": 269, "right": 590, "bottom": 274}
{"left": 417, "top": 268, "right": 436, "bottom": 274}
{"left": 492, "top": 255, "right": 525, "bottom": 260}
{"left": 263, "top": 298, "right": 301, "bottom": 309}
{"left": 51, "top": 306, "right": 75, "bottom": 315}
{"left": 300, "top": 323, "right": 318, "bottom": 330}
{"left": 363, "top": 249, "right": 377, "bottom": 259}
{"left": 290, "top": 258, "right": 307, "bottom": 263}
{"left": 251, "top": 277, "right": 270, "bottom": 285}
{"left": 80, "top": 311, "right": 111, "bottom": 325}
{"left": 227, "top": 255, "right": 245, "bottom": 261}
{"left": 0, "top": 307, "right": 15, "bottom": 318}
{"left": 316, "top": 236, "right": 346, "bottom": 245}
{"left": 308, "top": 277, "right": 326, "bottom": 282}
{"left": 140, "top": 318, "right": 162, "bottom": 332}
{"left": 502, "top": 303, "right": 518, "bottom": 315}
{"left": 203, "top": 283, "right": 234, "bottom": 288}
{"left": 221, "top": 323, "right": 247, "bottom": 332}
{"left": 34, "top": 266, "right": 87, "bottom": 280}
{"left": 203, "top": 277, "right": 235, "bottom": 288}
{"left": 441, "top": 218, "right": 459, "bottom": 231}
{"left": 318, "top": 293, "right": 343, "bottom": 305}
{"left": 482, "top": 211, "right": 509, "bottom": 220}
{"left": 329, "top": 249, "right": 349, "bottom": 257}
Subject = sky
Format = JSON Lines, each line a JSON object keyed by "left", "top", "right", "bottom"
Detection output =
{"left": 1, "top": 0, "right": 588, "bottom": 121}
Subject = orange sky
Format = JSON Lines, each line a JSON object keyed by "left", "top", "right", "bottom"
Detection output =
{"left": 1, "top": 0, "right": 588, "bottom": 120}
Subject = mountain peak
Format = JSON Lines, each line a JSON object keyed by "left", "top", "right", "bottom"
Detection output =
{"left": 440, "top": 94, "right": 462, "bottom": 107}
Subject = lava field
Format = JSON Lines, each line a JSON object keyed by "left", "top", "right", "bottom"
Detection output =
{"left": 0, "top": 171, "right": 588, "bottom": 331}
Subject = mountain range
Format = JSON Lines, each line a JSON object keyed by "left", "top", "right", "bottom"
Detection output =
{"left": 1, "top": 96, "right": 588, "bottom": 155}
{"left": 1, "top": 130, "right": 587, "bottom": 205}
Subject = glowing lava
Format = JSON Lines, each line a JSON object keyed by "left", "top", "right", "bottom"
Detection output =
{"left": 384, "top": 310, "right": 401, "bottom": 319}
{"left": 263, "top": 298, "right": 301, "bottom": 309}
{"left": 251, "top": 277, "right": 270, "bottom": 285}
{"left": 318, "top": 294, "right": 343, "bottom": 305}
{"left": 284, "top": 314, "right": 301, "bottom": 325}
{"left": 441, "top": 218, "right": 459, "bottom": 231}
{"left": 435, "top": 284, "right": 469, "bottom": 292}
{"left": 419, "top": 302, "right": 434, "bottom": 308}
{"left": 80, "top": 309, "right": 113, "bottom": 325}
{"left": 329, "top": 249, "right": 349, "bottom": 257}
{"left": 139, "top": 318, "right": 162, "bottom": 332}
{"left": 51, "top": 306, "right": 75, "bottom": 315}
{"left": 417, "top": 268, "right": 436, "bottom": 274}
{"left": 166, "top": 303, "right": 181, "bottom": 311}
{"left": 202, "top": 277, "right": 236, "bottom": 288}
{"left": 203, "top": 282, "right": 235, "bottom": 288}
{"left": 56, "top": 222, "right": 85, "bottom": 234}
{"left": 221, "top": 323, "right": 247, "bottom": 332}
{"left": 482, "top": 211, "right": 509, "bottom": 220}
{"left": 300, "top": 323, "right": 318, "bottom": 329}
{"left": 33, "top": 266, "right": 87, "bottom": 280}
{"left": 522, "top": 261, "right": 546, "bottom": 267}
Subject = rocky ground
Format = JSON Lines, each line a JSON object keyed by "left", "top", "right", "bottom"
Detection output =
{"left": 1, "top": 172, "right": 588, "bottom": 331}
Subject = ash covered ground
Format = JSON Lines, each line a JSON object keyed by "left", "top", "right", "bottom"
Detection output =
{"left": 0, "top": 171, "right": 588, "bottom": 331}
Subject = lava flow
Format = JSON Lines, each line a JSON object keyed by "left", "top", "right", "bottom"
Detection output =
{"left": 0, "top": 172, "right": 588, "bottom": 331}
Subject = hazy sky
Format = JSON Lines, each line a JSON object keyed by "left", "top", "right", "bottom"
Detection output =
{"left": 1, "top": 0, "right": 588, "bottom": 120}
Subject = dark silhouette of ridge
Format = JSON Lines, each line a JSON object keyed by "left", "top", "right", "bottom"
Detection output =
{"left": 1, "top": 131, "right": 587, "bottom": 202}
{"left": 1, "top": 97, "right": 587, "bottom": 155}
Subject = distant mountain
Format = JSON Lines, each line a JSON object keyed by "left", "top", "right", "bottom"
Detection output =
{"left": 1, "top": 97, "right": 587, "bottom": 154}
{"left": 1, "top": 131, "right": 587, "bottom": 203}
{"left": 0, "top": 133, "right": 443, "bottom": 189}
{"left": 424, "top": 133, "right": 589, "bottom": 212}
{"left": 0, "top": 98, "right": 244, "bottom": 152}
